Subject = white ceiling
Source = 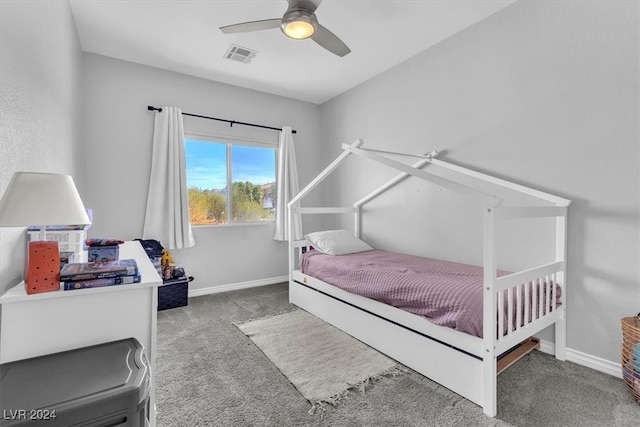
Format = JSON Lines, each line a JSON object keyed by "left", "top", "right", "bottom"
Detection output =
{"left": 69, "top": 0, "right": 515, "bottom": 105}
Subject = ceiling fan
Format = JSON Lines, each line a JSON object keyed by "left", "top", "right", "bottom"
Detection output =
{"left": 219, "top": 0, "right": 351, "bottom": 57}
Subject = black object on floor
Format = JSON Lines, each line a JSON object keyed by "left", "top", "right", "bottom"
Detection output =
{"left": 0, "top": 338, "right": 150, "bottom": 427}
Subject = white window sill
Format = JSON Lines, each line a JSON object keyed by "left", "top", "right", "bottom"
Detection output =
{"left": 192, "top": 221, "right": 275, "bottom": 229}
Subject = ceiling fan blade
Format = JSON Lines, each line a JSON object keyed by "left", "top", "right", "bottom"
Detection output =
{"left": 311, "top": 24, "right": 351, "bottom": 57}
{"left": 220, "top": 18, "right": 281, "bottom": 34}
{"left": 289, "top": 0, "right": 322, "bottom": 13}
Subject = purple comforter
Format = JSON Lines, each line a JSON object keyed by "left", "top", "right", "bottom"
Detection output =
{"left": 300, "top": 249, "right": 549, "bottom": 338}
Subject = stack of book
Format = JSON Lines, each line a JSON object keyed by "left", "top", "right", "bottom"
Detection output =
{"left": 60, "top": 259, "right": 140, "bottom": 291}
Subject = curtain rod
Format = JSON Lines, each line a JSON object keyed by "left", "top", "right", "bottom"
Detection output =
{"left": 147, "top": 106, "right": 297, "bottom": 134}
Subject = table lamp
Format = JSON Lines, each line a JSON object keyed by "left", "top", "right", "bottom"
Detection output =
{"left": 0, "top": 172, "right": 91, "bottom": 294}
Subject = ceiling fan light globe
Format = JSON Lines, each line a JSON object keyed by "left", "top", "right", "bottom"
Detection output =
{"left": 281, "top": 10, "right": 317, "bottom": 40}
{"left": 283, "top": 21, "right": 315, "bottom": 39}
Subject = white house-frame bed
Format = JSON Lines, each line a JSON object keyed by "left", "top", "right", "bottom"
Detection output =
{"left": 287, "top": 139, "right": 571, "bottom": 417}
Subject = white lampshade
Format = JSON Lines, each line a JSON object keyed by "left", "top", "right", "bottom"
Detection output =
{"left": 0, "top": 172, "right": 90, "bottom": 227}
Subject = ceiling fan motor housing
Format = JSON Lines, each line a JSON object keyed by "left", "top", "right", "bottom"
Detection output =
{"left": 281, "top": 9, "right": 318, "bottom": 39}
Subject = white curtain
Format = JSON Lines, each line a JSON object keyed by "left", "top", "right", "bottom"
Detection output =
{"left": 274, "top": 126, "right": 302, "bottom": 241}
{"left": 142, "top": 106, "right": 195, "bottom": 249}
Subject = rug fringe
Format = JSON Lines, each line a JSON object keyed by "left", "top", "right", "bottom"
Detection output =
{"left": 308, "top": 364, "right": 408, "bottom": 416}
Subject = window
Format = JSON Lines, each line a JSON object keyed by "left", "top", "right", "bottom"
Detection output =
{"left": 185, "top": 134, "right": 277, "bottom": 226}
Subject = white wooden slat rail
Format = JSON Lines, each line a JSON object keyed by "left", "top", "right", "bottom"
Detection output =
{"left": 494, "top": 261, "right": 565, "bottom": 292}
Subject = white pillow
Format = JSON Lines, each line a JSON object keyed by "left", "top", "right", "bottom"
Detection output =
{"left": 305, "top": 229, "right": 373, "bottom": 256}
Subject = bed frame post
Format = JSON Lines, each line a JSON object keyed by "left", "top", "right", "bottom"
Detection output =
{"left": 554, "top": 210, "right": 568, "bottom": 361}
{"left": 288, "top": 204, "right": 294, "bottom": 279}
{"left": 482, "top": 205, "right": 498, "bottom": 417}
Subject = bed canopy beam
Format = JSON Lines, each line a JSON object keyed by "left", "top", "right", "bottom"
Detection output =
{"left": 354, "top": 153, "right": 436, "bottom": 208}
{"left": 494, "top": 206, "right": 568, "bottom": 220}
{"left": 291, "top": 139, "right": 571, "bottom": 214}
{"left": 343, "top": 144, "right": 503, "bottom": 208}
{"left": 353, "top": 154, "right": 435, "bottom": 236}
{"left": 289, "top": 139, "right": 363, "bottom": 208}
{"left": 426, "top": 158, "right": 571, "bottom": 207}
{"left": 347, "top": 144, "right": 571, "bottom": 208}
{"left": 355, "top": 147, "right": 440, "bottom": 160}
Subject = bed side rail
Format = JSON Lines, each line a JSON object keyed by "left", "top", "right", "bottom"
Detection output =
{"left": 290, "top": 239, "right": 313, "bottom": 272}
{"left": 292, "top": 239, "right": 313, "bottom": 255}
{"left": 484, "top": 203, "right": 568, "bottom": 357}
{"left": 291, "top": 239, "right": 311, "bottom": 248}
{"left": 492, "top": 261, "right": 566, "bottom": 354}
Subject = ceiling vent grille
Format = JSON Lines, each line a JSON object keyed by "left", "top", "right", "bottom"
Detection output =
{"left": 224, "top": 44, "right": 257, "bottom": 64}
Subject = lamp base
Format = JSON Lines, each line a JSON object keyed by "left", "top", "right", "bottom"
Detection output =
{"left": 25, "top": 241, "right": 60, "bottom": 294}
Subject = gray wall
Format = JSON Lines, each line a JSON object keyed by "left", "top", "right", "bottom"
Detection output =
{"left": 318, "top": 1, "right": 639, "bottom": 363}
{"left": 81, "top": 54, "right": 322, "bottom": 291}
{"left": 0, "top": 1, "right": 83, "bottom": 294}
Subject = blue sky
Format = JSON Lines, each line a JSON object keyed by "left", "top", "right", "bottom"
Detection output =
{"left": 185, "top": 139, "right": 276, "bottom": 190}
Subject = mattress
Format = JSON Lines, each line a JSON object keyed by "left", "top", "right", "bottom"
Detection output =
{"left": 300, "top": 249, "right": 559, "bottom": 338}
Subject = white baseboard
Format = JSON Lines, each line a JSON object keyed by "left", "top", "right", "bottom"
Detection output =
{"left": 538, "top": 339, "right": 622, "bottom": 378}
{"left": 188, "top": 276, "right": 288, "bottom": 298}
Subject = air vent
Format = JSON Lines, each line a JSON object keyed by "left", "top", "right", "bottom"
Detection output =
{"left": 224, "top": 44, "right": 258, "bottom": 64}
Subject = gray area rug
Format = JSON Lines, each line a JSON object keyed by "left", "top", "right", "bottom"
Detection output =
{"left": 234, "top": 309, "right": 403, "bottom": 413}
{"left": 155, "top": 283, "right": 640, "bottom": 426}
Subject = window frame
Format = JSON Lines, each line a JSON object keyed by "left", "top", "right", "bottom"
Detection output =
{"left": 184, "top": 130, "right": 278, "bottom": 227}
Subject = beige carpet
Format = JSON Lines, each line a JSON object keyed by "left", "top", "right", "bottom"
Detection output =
{"left": 234, "top": 308, "right": 404, "bottom": 413}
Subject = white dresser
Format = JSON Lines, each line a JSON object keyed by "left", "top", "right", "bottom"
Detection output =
{"left": 0, "top": 240, "right": 162, "bottom": 426}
